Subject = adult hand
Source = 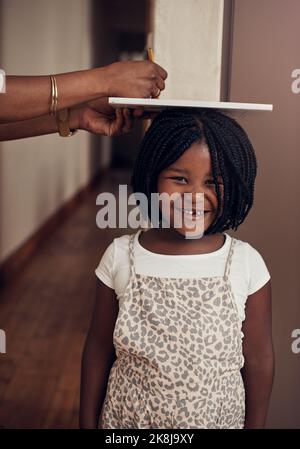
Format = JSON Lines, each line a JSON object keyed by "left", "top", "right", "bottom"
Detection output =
{"left": 100, "top": 60, "right": 168, "bottom": 98}
{"left": 0, "top": 99, "right": 145, "bottom": 142}
{"left": 70, "top": 98, "right": 143, "bottom": 137}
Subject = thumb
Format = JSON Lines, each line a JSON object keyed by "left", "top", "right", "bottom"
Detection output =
{"left": 108, "top": 108, "right": 125, "bottom": 136}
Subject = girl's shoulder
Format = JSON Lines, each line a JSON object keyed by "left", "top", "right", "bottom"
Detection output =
{"left": 231, "top": 235, "right": 271, "bottom": 294}
{"left": 95, "top": 232, "right": 139, "bottom": 288}
{"left": 231, "top": 234, "right": 269, "bottom": 265}
{"left": 232, "top": 234, "right": 268, "bottom": 260}
{"left": 104, "top": 230, "right": 142, "bottom": 264}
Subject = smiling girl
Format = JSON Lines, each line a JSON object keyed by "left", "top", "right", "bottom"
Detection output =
{"left": 80, "top": 108, "right": 274, "bottom": 429}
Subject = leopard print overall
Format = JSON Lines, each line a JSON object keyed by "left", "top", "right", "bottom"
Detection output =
{"left": 99, "top": 229, "right": 245, "bottom": 429}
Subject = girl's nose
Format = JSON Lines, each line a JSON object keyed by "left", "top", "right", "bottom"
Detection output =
{"left": 183, "top": 183, "right": 205, "bottom": 196}
{"left": 181, "top": 189, "right": 205, "bottom": 206}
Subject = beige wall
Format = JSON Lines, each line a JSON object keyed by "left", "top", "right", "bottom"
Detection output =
{"left": 0, "top": 0, "right": 94, "bottom": 263}
{"left": 152, "top": 0, "right": 224, "bottom": 100}
{"left": 228, "top": 0, "right": 300, "bottom": 428}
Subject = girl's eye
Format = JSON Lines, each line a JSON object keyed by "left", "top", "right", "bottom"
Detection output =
{"left": 171, "top": 176, "right": 188, "bottom": 184}
{"left": 169, "top": 177, "right": 224, "bottom": 186}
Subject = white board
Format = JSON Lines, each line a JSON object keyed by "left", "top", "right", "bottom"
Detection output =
{"left": 108, "top": 97, "right": 273, "bottom": 112}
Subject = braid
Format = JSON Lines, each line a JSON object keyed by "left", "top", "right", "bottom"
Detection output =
{"left": 130, "top": 108, "right": 257, "bottom": 234}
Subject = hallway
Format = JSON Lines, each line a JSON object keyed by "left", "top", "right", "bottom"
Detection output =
{"left": 0, "top": 169, "right": 130, "bottom": 428}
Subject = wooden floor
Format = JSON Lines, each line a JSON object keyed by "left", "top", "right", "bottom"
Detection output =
{"left": 0, "top": 168, "right": 131, "bottom": 428}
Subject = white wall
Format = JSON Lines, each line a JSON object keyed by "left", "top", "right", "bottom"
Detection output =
{"left": 152, "top": 0, "right": 224, "bottom": 100}
{"left": 0, "top": 0, "right": 93, "bottom": 263}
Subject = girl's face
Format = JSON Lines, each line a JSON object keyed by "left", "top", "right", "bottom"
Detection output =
{"left": 156, "top": 140, "right": 224, "bottom": 238}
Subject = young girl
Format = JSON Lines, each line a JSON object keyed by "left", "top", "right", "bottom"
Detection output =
{"left": 79, "top": 108, "right": 274, "bottom": 429}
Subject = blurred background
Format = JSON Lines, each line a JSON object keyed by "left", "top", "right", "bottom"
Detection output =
{"left": 0, "top": 0, "right": 299, "bottom": 428}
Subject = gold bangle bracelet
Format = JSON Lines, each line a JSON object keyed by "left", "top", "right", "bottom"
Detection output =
{"left": 53, "top": 75, "right": 58, "bottom": 115}
{"left": 56, "top": 108, "right": 77, "bottom": 137}
{"left": 49, "top": 74, "right": 58, "bottom": 116}
{"left": 50, "top": 75, "right": 54, "bottom": 114}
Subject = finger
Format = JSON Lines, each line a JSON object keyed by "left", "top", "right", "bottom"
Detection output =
{"left": 110, "top": 108, "right": 124, "bottom": 136}
{"left": 122, "top": 108, "right": 133, "bottom": 133}
{"left": 128, "top": 108, "right": 136, "bottom": 118}
{"left": 98, "top": 121, "right": 110, "bottom": 136}
{"left": 151, "top": 85, "right": 161, "bottom": 98}
{"left": 132, "top": 108, "right": 144, "bottom": 118}
{"left": 156, "top": 78, "right": 165, "bottom": 91}
{"left": 155, "top": 63, "right": 168, "bottom": 80}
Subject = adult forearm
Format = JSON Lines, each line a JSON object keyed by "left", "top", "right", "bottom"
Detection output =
{"left": 0, "top": 68, "right": 107, "bottom": 123}
{"left": 242, "top": 355, "right": 275, "bottom": 429}
{"left": 0, "top": 109, "right": 81, "bottom": 141}
{"left": 0, "top": 115, "right": 58, "bottom": 141}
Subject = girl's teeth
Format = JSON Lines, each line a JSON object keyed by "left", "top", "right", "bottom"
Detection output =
{"left": 183, "top": 209, "right": 204, "bottom": 216}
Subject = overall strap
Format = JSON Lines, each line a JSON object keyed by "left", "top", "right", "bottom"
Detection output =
{"left": 128, "top": 231, "right": 137, "bottom": 278}
{"left": 223, "top": 236, "right": 236, "bottom": 279}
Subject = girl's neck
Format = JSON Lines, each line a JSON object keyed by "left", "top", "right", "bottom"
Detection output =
{"left": 139, "top": 227, "right": 226, "bottom": 256}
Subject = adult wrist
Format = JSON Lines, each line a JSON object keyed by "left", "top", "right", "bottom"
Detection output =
{"left": 69, "top": 108, "right": 81, "bottom": 130}
{"left": 91, "top": 66, "right": 111, "bottom": 98}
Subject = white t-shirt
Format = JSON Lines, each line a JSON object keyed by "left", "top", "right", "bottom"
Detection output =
{"left": 95, "top": 229, "right": 271, "bottom": 322}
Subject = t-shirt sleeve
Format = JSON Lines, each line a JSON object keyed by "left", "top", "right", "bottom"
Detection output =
{"left": 247, "top": 243, "right": 271, "bottom": 295}
{"left": 95, "top": 240, "right": 115, "bottom": 289}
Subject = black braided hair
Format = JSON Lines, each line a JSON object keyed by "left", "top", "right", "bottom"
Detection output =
{"left": 130, "top": 108, "right": 257, "bottom": 235}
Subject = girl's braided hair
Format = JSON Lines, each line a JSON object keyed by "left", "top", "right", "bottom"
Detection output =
{"left": 130, "top": 108, "right": 257, "bottom": 235}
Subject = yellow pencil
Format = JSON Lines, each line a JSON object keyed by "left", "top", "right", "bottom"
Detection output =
{"left": 147, "top": 47, "right": 154, "bottom": 62}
